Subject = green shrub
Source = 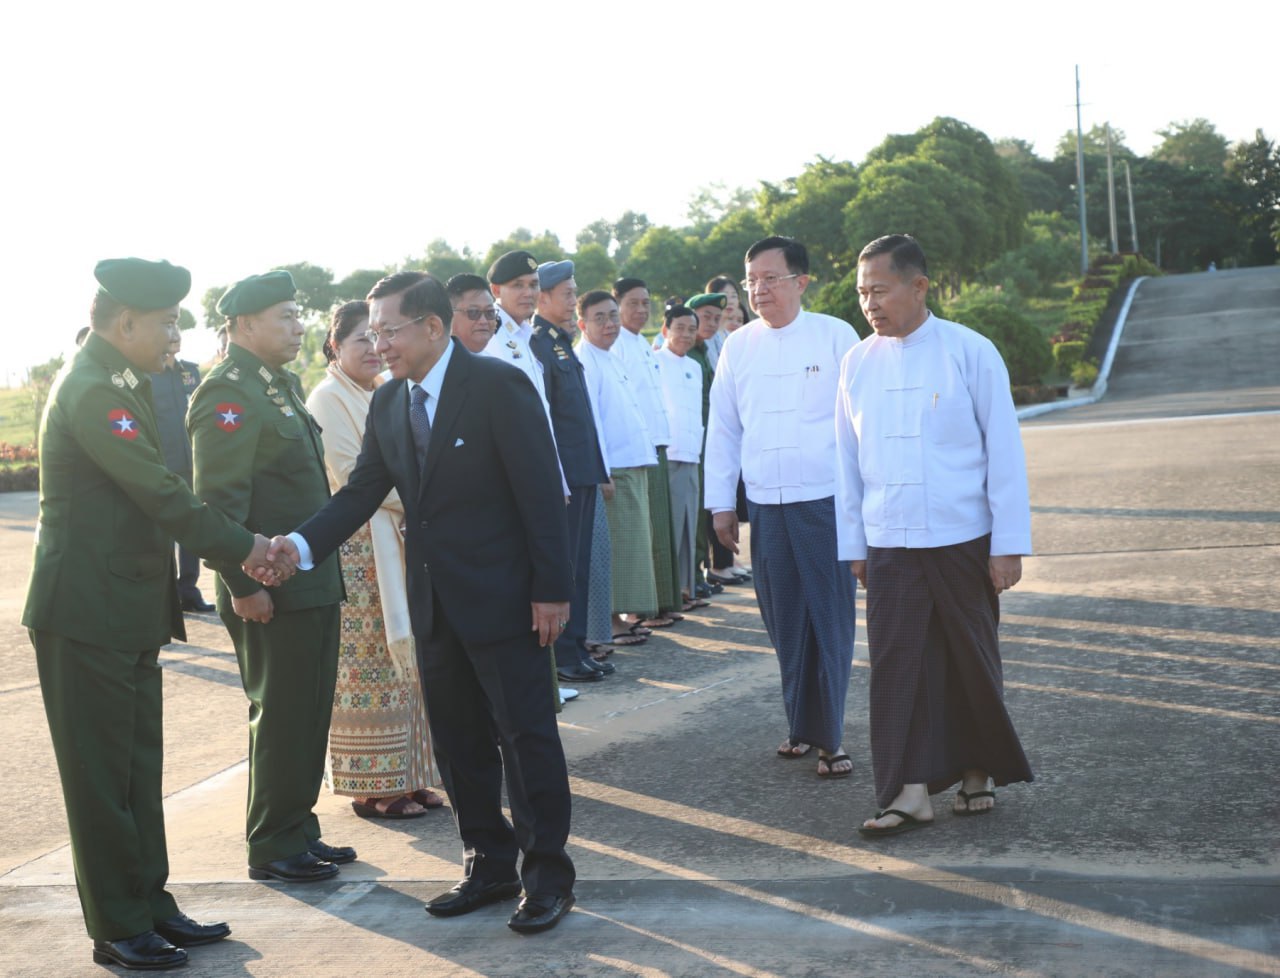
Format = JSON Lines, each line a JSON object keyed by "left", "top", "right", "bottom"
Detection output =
{"left": 1071, "top": 360, "right": 1099, "bottom": 387}
{"left": 0, "top": 464, "right": 38, "bottom": 492}
{"left": 946, "top": 293, "right": 1051, "bottom": 386}
{"left": 1053, "top": 340, "right": 1087, "bottom": 371}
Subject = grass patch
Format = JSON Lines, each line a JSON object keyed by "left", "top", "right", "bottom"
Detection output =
{"left": 0, "top": 387, "right": 38, "bottom": 449}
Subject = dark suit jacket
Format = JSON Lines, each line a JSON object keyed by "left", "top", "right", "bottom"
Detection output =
{"left": 529, "top": 315, "right": 608, "bottom": 489}
{"left": 297, "top": 340, "right": 572, "bottom": 646}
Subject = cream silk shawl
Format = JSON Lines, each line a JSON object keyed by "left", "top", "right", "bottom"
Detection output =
{"left": 306, "top": 365, "right": 415, "bottom": 674}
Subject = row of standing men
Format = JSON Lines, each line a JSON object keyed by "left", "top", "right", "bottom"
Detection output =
{"left": 25, "top": 231, "right": 1033, "bottom": 970}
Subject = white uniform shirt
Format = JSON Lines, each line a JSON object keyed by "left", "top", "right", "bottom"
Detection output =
{"left": 655, "top": 347, "right": 704, "bottom": 463}
{"left": 482, "top": 306, "right": 568, "bottom": 495}
{"left": 578, "top": 340, "right": 657, "bottom": 470}
{"left": 705, "top": 309, "right": 857, "bottom": 518}
{"left": 834, "top": 313, "right": 1032, "bottom": 560}
{"left": 612, "top": 328, "right": 670, "bottom": 447}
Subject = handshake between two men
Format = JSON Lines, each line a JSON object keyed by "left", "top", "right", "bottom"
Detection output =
{"left": 232, "top": 535, "right": 304, "bottom": 623}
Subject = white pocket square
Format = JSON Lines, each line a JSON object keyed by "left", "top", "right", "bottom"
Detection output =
{"left": 454, "top": 437, "right": 465, "bottom": 447}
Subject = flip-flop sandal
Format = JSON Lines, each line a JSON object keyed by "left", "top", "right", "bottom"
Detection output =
{"left": 410, "top": 789, "right": 446, "bottom": 809}
{"left": 858, "top": 809, "right": 934, "bottom": 837}
{"left": 610, "top": 632, "right": 648, "bottom": 646}
{"left": 954, "top": 788, "right": 996, "bottom": 816}
{"left": 352, "top": 796, "right": 428, "bottom": 820}
{"left": 817, "top": 753, "right": 853, "bottom": 779}
{"left": 638, "top": 617, "right": 675, "bottom": 629}
{"left": 683, "top": 598, "right": 710, "bottom": 610}
{"left": 586, "top": 642, "right": 615, "bottom": 658}
{"left": 776, "top": 740, "right": 813, "bottom": 759}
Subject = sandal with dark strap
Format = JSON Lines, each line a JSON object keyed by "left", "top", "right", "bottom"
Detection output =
{"left": 954, "top": 788, "right": 996, "bottom": 816}
{"left": 411, "top": 789, "right": 446, "bottom": 809}
{"left": 611, "top": 631, "right": 647, "bottom": 646}
{"left": 858, "top": 809, "right": 934, "bottom": 837}
{"left": 352, "top": 796, "right": 429, "bottom": 819}
{"left": 817, "top": 753, "right": 853, "bottom": 779}
{"left": 637, "top": 617, "right": 675, "bottom": 629}
{"left": 776, "top": 739, "right": 813, "bottom": 759}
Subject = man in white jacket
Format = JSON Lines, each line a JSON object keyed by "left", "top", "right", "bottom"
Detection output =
{"left": 705, "top": 236, "right": 859, "bottom": 779}
{"left": 836, "top": 234, "right": 1034, "bottom": 837}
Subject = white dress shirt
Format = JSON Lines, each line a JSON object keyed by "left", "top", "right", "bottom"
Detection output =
{"left": 835, "top": 313, "right": 1032, "bottom": 560}
{"left": 578, "top": 339, "right": 657, "bottom": 470}
{"left": 612, "top": 328, "right": 670, "bottom": 447}
{"left": 704, "top": 309, "right": 857, "bottom": 517}
{"left": 655, "top": 347, "right": 704, "bottom": 463}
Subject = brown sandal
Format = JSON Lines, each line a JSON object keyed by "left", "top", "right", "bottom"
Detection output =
{"left": 352, "top": 795, "right": 428, "bottom": 819}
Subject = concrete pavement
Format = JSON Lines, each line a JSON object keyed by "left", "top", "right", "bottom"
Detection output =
{"left": 0, "top": 267, "right": 1276, "bottom": 976}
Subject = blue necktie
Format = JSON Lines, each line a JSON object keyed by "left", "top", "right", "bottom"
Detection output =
{"left": 410, "top": 384, "right": 431, "bottom": 472}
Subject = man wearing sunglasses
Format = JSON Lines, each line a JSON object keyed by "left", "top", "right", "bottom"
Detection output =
{"left": 446, "top": 273, "right": 500, "bottom": 354}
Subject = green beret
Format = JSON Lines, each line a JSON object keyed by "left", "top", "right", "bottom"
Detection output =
{"left": 487, "top": 250, "right": 540, "bottom": 285}
{"left": 94, "top": 257, "right": 191, "bottom": 310}
{"left": 687, "top": 292, "right": 727, "bottom": 311}
{"left": 216, "top": 270, "right": 297, "bottom": 318}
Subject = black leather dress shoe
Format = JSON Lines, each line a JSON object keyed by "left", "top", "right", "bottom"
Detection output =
{"left": 557, "top": 664, "right": 604, "bottom": 683}
{"left": 307, "top": 839, "right": 357, "bottom": 864}
{"left": 154, "top": 912, "right": 230, "bottom": 947}
{"left": 586, "top": 657, "right": 615, "bottom": 676}
{"left": 425, "top": 876, "right": 522, "bottom": 917}
{"left": 92, "top": 931, "right": 188, "bottom": 969}
{"left": 179, "top": 595, "right": 215, "bottom": 613}
{"left": 247, "top": 851, "right": 338, "bottom": 883}
{"left": 507, "top": 893, "right": 576, "bottom": 934}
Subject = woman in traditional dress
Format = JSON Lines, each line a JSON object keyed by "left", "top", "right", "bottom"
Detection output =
{"left": 306, "top": 301, "right": 443, "bottom": 819}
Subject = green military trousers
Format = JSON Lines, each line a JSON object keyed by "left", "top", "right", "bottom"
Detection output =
{"left": 31, "top": 631, "right": 180, "bottom": 940}
{"left": 221, "top": 603, "right": 340, "bottom": 865}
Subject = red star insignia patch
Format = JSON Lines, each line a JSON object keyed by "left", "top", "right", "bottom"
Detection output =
{"left": 109, "top": 408, "right": 139, "bottom": 440}
{"left": 215, "top": 402, "right": 244, "bottom": 431}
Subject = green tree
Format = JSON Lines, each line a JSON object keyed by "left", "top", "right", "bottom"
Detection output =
{"left": 844, "top": 156, "right": 984, "bottom": 291}
{"left": 995, "top": 138, "right": 1062, "bottom": 213}
{"left": 277, "top": 262, "right": 335, "bottom": 316}
{"left": 853, "top": 118, "right": 1025, "bottom": 287}
{"left": 333, "top": 268, "right": 388, "bottom": 302}
{"left": 758, "top": 157, "right": 860, "bottom": 284}
{"left": 981, "top": 212, "right": 1081, "bottom": 296}
{"left": 406, "top": 238, "right": 480, "bottom": 281}
{"left": 575, "top": 218, "right": 614, "bottom": 252}
{"left": 613, "top": 211, "right": 651, "bottom": 267}
{"left": 695, "top": 209, "right": 769, "bottom": 285}
{"left": 177, "top": 307, "right": 197, "bottom": 331}
{"left": 686, "top": 182, "right": 756, "bottom": 234}
{"left": 1152, "top": 118, "right": 1228, "bottom": 171}
{"left": 570, "top": 242, "right": 617, "bottom": 292}
{"left": 481, "top": 229, "right": 566, "bottom": 270}
{"left": 1054, "top": 124, "right": 1131, "bottom": 161}
{"left": 1226, "top": 130, "right": 1280, "bottom": 266}
{"left": 623, "top": 226, "right": 699, "bottom": 301}
{"left": 945, "top": 290, "right": 1051, "bottom": 386}
{"left": 200, "top": 286, "right": 225, "bottom": 330}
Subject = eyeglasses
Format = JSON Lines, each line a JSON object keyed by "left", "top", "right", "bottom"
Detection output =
{"left": 367, "top": 315, "right": 427, "bottom": 344}
{"left": 452, "top": 306, "right": 499, "bottom": 323}
{"left": 587, "top": 312, "right": 621, "bottom": 326}
{"left": 741, "top": 273, "right": 799, "bottom": 293}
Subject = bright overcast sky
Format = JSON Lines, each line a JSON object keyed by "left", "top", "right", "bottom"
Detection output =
{"left": 2, "top": 0, "right": 1274, "bottom": 379}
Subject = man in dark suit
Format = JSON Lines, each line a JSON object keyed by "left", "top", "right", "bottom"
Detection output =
{"left": 271, "top": 272, "right": 577, "bottom": 935}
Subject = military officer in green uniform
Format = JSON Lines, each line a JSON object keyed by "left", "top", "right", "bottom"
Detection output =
{"left": 188, "top": 269, "right": 352, "bottom": 884}
{"left": 23, "top": 257, "right": 283, "bottom": 971}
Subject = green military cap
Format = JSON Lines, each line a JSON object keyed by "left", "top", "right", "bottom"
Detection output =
{"left": 487, "top": 250, "right": 539, "bottom": 285}
{"left": 217, "top": 270, "right": 297, "bottom": 317}
{"left": 687, "top": 292, "right": 727, "bottom": 310}
{"left": 94, "top": 257, "right": 191, "bottom": 310}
